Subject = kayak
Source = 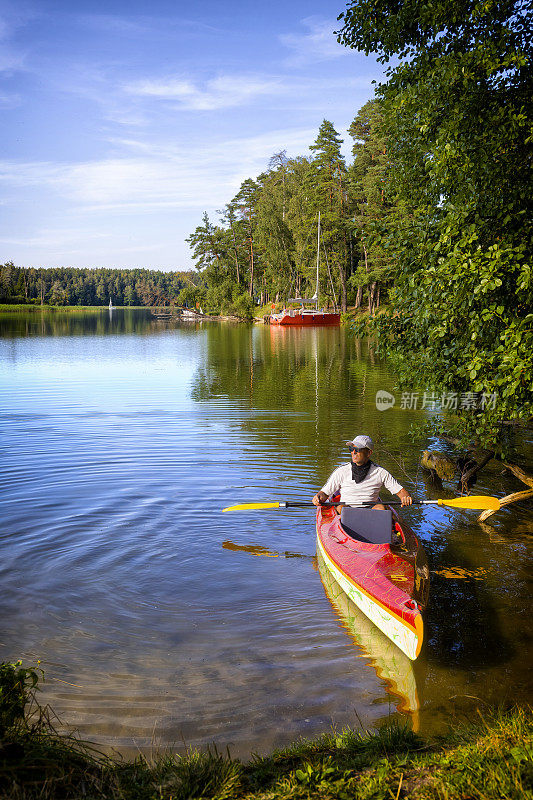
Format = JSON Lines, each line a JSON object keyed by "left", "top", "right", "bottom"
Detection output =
{"left": 316, "top": 504, "right": 429, "bottom": 660}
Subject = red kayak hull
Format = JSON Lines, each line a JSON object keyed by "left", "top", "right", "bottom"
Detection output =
{"left": 316, "top": 506, "right": 428, "bottom": 660}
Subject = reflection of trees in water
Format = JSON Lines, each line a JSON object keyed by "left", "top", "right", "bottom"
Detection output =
{"left": 189, "top": 325, "right": 407, "bottom": 467}
{"left": 190, "top": 325, "right": 393, "bottom": 476}
{"left": 0, "top": 309, "right": 154, "bottom": 339}
{"left": 191, "top": 326, "right": 348, "bottom": 405}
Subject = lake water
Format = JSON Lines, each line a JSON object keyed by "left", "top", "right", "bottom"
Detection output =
{"left": 1, "top": 309, "right": 531, "bottom": 758}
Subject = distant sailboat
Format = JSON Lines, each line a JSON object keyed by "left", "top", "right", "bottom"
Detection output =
{"left": 268, "top": 212, "right": 340, "bottom": 326}
{"left": 109, "top": 298, "right": 113, "bottom": 310}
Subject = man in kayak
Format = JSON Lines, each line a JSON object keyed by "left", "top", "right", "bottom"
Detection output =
{"left": 312, "top": 434, "right": 412, "bottom": 510}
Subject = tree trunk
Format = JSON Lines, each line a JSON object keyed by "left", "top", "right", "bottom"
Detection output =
{"left": 338, "top": 237, "right": 349, "bottom": 313}
{"left": 355, "top": 286, "right": 363, "bottom": 308}
{"left": 248, "top": 236, "right": 254, "bottom": 297}
{"left": 368, "top": 281, "right": 377, "bottom": 314}
{"left": 230, "top": 225, "right": 240, "bottom": 286}
{"left": 459, "top": 450, "right": 495, "bottom": 492}
{"left": 322, "top": 244, "right": 338, "bottom": 311}
{"left": 339, "top": 268, "right": 347, "bottom": 312}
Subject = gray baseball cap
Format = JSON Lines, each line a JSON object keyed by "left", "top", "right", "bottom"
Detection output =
{"left": 346, "top": 434, "right": 374, "bottom": 450}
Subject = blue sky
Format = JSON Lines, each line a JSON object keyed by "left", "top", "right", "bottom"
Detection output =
{"left": 1, "top": 0, "right": 384, "bottom": 271}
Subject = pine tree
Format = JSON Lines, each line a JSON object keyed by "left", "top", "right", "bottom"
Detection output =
{"left": 306, "top": 120, "right": 350, "bottom": 311}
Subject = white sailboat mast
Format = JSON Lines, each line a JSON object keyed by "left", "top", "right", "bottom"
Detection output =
{"left": 315, "top": 211, "right": 320, "bottom": 311}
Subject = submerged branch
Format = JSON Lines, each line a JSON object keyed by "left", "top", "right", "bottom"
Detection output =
{"left": 478, "top": 489, "right": 533, "bottom": 522}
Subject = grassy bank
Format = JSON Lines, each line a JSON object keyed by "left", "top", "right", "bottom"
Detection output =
{"left": 0, "top": 304, "right": 106, "bottom": 313}
{"left": 1, "top": 663, "right": 532, "bottom": 799}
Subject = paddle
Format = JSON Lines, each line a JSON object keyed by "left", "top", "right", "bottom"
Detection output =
{"left": 222, "top": 495, "right": 501, "bottom": 512}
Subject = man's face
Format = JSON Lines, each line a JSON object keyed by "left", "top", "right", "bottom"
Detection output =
{"left": 351, "top": 446, "right": 371, "bottom": 465}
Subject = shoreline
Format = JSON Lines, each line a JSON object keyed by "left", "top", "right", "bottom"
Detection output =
{"left": 1, "top": 701, "right": 530, "bottom": 799}
{"left": 2, "top": 661, "right": 531, "bottom": 799}
{"left": 0, "top": 303, "right": 382, "bottom": 325}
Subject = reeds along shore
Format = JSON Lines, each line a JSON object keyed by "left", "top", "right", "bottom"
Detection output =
{"left": 0, "top": 662, "right": 531, "bottom": 799}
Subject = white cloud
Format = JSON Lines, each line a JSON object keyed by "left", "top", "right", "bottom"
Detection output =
{"left": 0, "top": 126, "right": 317, "bottom": 214}
{"left": 280, "top": 16, "right": 347, "bottom": 66}
{"left": 77, "top": 13, "right": 223, "bottom": 39}
{"left": 125, "top": 74, "right": 284, "bottom": 111}
{"left": 0, "top": 226, "right": 111, "bottom": 248}
{"left": 0, "top": 223, "right": 164, "bottom": 266}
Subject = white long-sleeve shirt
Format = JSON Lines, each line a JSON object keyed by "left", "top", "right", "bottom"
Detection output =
{"left": 321, "top": 462, "right": 403, "bottom": 506}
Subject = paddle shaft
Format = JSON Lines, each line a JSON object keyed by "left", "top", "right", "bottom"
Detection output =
{"left": 282, "top": 500, "right": 473, "bottom": 508}
{"left": 281, "top": 501, "right": 396, "bottom": 508}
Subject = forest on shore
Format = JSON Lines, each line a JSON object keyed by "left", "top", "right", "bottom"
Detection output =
{"left": 0, "top": 264, "right": 200, "bottom": 308}
{"left": 184, "top": 106, "right": 392, "bottom": 319}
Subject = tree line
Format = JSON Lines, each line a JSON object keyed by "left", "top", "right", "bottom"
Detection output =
{"left": 186, "top": 105, "right": 394, "bottom": 318}
{"left": 0, "top": 264, "right": 200, "bottom": 307}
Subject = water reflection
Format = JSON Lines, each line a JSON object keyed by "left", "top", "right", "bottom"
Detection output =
{"left": 318, "top": 551, "right": 420, "bottom": 722}
{"left": 0, "top": 308, "right": 153, "bottom": 338}
{"left": 222, "top": 540, "right": 311, "bottom": 560}
{"left": 189, "top": 323, "right": 406, "bottom": 483}
{"left": 0, "top": 312, "right": 531, "bottom": 756}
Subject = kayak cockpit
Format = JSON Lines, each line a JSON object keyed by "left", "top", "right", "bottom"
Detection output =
{"left": 339, "top": 507, "right": 394, "bottom": 544}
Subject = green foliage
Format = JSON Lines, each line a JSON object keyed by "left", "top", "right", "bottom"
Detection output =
{"left": 347, "top": 99, "right": 402, "bottom": 311}
{"left": 339, "top": 0, "right": 533, "bottom": 448}
{"left": 230, "top": 292, "right": 255, "bottom": 320}
{"left": 0, "top": 661, "right": 41, "bottom": 737}
{"left": 178, "top": 283, "right": 206, "bottom": 310}
{"left": 0, "top": 263, "right": 200, "bottom": 307}
{"left": 187, "top": 119, "right": 388, "bottom": 314}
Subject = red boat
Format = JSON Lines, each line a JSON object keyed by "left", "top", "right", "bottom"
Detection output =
{"left": 268, "top": 309, "right": 340, "bottom": 326}
{"left": 268, "top": 212, "right": 340, "bottom": 326}
{"left": 316, "top": 505, "right": 429, "bottom": 660}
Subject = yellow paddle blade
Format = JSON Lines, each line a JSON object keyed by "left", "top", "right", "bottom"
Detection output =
{"left": 222, "top": 502, "right": 281, "bottom": 512}
{"left": 438, "top": 496, "right": 500, "bottom": 511}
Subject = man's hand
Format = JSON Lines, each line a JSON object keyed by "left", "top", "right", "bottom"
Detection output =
{"left": 397, "top": 488, "right": 413, "bottom": 507}
{"left": 312, "top": 491, "right": 328, "bottom": 506}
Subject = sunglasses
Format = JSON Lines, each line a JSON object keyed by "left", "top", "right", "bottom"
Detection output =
{"left": 349, "top": 445, "right": 366, "bottom": 453}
